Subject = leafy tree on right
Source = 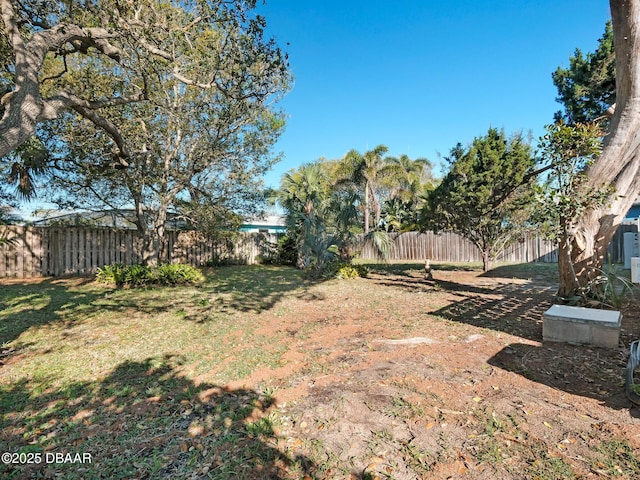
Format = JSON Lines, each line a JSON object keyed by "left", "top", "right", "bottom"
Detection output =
{"left": 546, "top": 2, "right": 640, "bottom": 299}
{"left": 552, "top": 21, "right": 615, "bottom": 124}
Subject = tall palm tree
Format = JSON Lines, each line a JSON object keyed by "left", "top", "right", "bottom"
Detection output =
{"left": 274, "top": 162, "right": 334, "bottom": 269}
{"left": 337, "top": 144, "right": 390, "bottom": 234}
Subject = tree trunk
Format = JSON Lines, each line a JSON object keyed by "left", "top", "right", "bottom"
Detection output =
{"left": 143, "top": 205, "right": 169, "bottom": 266}
{"left": 364, "top": 181, "right": 371, "bottom": 234}
{"left": 557, "top": 0, "right": 640, "bottom": 297}
{"left": 557, "top": 235, "right": 582, "bottom": 298}
{"left": 0, "top": 0, "right": 138, "bottom": 159}
{"left": 371, "top": 184, "right": 382, "bottom": 229}
{"left": 481, "top": 251, "right": 492, "bottom": 272}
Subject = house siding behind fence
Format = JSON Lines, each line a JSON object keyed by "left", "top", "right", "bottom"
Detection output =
{"left": 0, "top": 223, "right": 637, "bottom": 278}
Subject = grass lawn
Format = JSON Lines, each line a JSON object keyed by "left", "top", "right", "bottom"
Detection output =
{"left": 1, "top": 262, "right": 640, "bottom": 479}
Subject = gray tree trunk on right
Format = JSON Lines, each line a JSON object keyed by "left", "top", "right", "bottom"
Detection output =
{"left": 557, "top": 0, "right": 640, "bottom": 297}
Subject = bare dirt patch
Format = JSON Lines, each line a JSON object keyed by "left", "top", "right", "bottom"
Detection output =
{"left": 231, "top": 265, "right": 640, "bottom": 479}
{"left": 2, "top": 263, "right": 640, "bottom": 479}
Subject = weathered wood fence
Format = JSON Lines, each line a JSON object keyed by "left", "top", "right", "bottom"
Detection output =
{"left": 357, "top": 223, "right": 638, "bottom": 264}
{"left": 0, "top": 223, "right": 637, "bottom": 278}
{"left": 0, "top": 226, "right": 278, "bottom": 278}
{"left": 357, "top": 231, "right": 558, "bottom": 263}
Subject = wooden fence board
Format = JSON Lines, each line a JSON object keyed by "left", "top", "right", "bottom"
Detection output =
{"left": 0, "top": 224, "right": 637, "bottom": 278}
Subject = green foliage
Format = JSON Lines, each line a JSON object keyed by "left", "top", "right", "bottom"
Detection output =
{"left": 380, "top": 155, "right": 435, "bottom": 232}
{"left": 96, "top": 263, "right": 204, "bottom": 287}
{"left": 314, "top": 261, "right": 369, "bottom": 280}
{"left": 534, "top": 122, "right": 609, "bottom": 241}
{"left": 274, "top": 151, "right": 425, "bottom": 270}
{"left": 338, "top": 145, "right": 390, "bottom": 233}
{"left": 2, "top": 136, "right": 50, "bottom": 201}
{"left": 363, "top": 229, "right": 393, "bottom": 261}
{"left": 274, "top": 234, "right": 298, "bottom": 266}
{"left": 154, "top": 264, "right": 205, "bottom": 286}
{"left": 274, "top": 162, "right": 349, "bottom": 270}
{"left": 95, "top": 264, "right": 129, "bottom": 286}
{"left": 123, "top": 263, "right": 153, "bottom": 287}
{"left": 334, "top": 147, "right": 434, "bottom": 234}
{"left": 535, "top": 122, "right": 618, "bottom": 303}
{"left": 19, "top": 0, "right": 291, "bottom": 264}
{"left": 381, "top": 198, "right": 420, "bottom": 232}
{"left": 553, "top": 21, "right": 615, "bottom": 124}
{"left": 582, "top": 263, "right": 637, "bottom": 309}
{"left": 422, "top": 128, "right": 537, "bottom": 271}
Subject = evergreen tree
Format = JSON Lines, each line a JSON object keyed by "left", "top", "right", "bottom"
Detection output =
{"left": 552, "top": 21, "right": 616, "bottom": 124}
{"left": 422, "top": 128, "right": 536, "bottom": 272}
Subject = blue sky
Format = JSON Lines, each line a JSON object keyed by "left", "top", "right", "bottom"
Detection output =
{"left": 18, "top": 1, "right": 611, "bottom": 217}
{"left": 257, "top": 0, "right": 612, "bottom": 188}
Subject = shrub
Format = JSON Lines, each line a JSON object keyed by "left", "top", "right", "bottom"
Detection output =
{"left": 124, "top": 264, "right": 153, "bottom": 286}
{"left": 154, "top": 263, "right": 205, "bottom": 286}
{"left": 96, "top": 264, "right": 128, "bottom": 286}
{"left": 275, "top": 234, "right": 298, "bottom": 266}
{"left": 583, "top": 264, "right": 637, "bottom": 309}
{"left": 95, "top": 263, "right": 204, "bottom": 287}
{"left": 320, "top": 261, "right": 369, "bottom": 280}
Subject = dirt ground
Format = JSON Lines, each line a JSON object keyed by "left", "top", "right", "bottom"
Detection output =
{"left": 226, "top": 265, "right": 640, "bottom": 479}
{"left": 3, "top": 264, "right": 640, "bottom": 479}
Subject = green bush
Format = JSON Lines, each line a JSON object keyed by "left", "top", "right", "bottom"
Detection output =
{"left": 96, "top": 264, "right": 128, "bottom": 286}
{"left": 321, "top": 261, "right": 369, "bottom": 280}
{"left": 275, "top": 234, "right": 298, "bottom": 266}
{"left": 154, "top": 263, "right": 205, "bottom": 286}
{"left": 95, "top": 263, "right": 204, "bottom": 287}
{"left": 125, "top": 264, "right": 153, "bottom": 286}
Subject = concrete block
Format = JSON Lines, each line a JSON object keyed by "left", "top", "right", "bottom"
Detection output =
{"left": 543, "top": 305, "right": 621, "bottom": 348}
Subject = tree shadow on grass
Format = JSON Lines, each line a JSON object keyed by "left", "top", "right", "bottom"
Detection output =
{"left": 366, "top": 262, "right": 480, "bottom": 278}
{"left": 488, "top": 342, "right": 637, "bottom": 413}
{"left": 200, "top": 265, "right": 322, "bottom": 314}
{"left": 0, "top": 355, "right": 318, "bottom": 479}
{"left": 427, "top": 281, "right": 556, "bottom": 342}
{"left": 366, "top": 265, "right": 556, "bottom": 342}
{"left": 480, "top": 263, "right": 559, "bottom": 284}
{"left": 1, "top": 266, "right": 324, "bottom": 343}
{"left": 0, "top": 278, "right": 104, "bottom": 354}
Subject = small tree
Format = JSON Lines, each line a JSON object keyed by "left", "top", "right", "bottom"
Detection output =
{"left": 535, "top": 122, "right": 611, "bottom": 300}
{"left": 422, "top": 128, "right": 537, "bottom": 272}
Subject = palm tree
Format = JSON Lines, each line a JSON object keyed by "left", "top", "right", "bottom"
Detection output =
{"left": 337, "top": 145, "right": 391, "bottom": 234}
{"left": 274, "top": 162, "right": 336, "bottom": 269}
{"left": 5, "top": 136, "right": 49, "bottom": 200}
{"left": 386, "top": 154, "right": 434, "bottom": 205}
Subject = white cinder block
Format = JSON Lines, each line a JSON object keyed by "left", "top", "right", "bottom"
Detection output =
{"left": 543, "top": 305, "right": 621, "bottom": 348}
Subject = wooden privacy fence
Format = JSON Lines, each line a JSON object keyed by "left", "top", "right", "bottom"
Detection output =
{"left": 0, "top": 223, "right": 637, "bottom": 278}
{"left": 357, "top": 224, "right": 637, "bottom": 264}
{"left": 357, "top": 231, "right": 558, "bottom": 263}
{"left": 0, "top": 226, "right": 278, "bottom": 278}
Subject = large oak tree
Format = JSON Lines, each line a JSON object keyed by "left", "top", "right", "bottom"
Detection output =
{"left": 13, "top": 0, "right": 290, "bottom": 264}
{"left": 0, "top": 0, "right": 280, "bottom": 161}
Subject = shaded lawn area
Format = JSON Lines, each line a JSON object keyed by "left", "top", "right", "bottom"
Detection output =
{"left": 0, "top": 266, "right": 315, "bottom": 479}
{"left": 1, "top": 262, "right": 640, "bottom": 479}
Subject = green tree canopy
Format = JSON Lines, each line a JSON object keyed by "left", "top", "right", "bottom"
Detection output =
{"left": 421, "top": 128, "right": 536, "bottom": 272}
{"left": 25, "top": 0, "right": 290, "bottom": 264}
{"left": 552, "top": 21, "right": 616, "bottom": 124}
